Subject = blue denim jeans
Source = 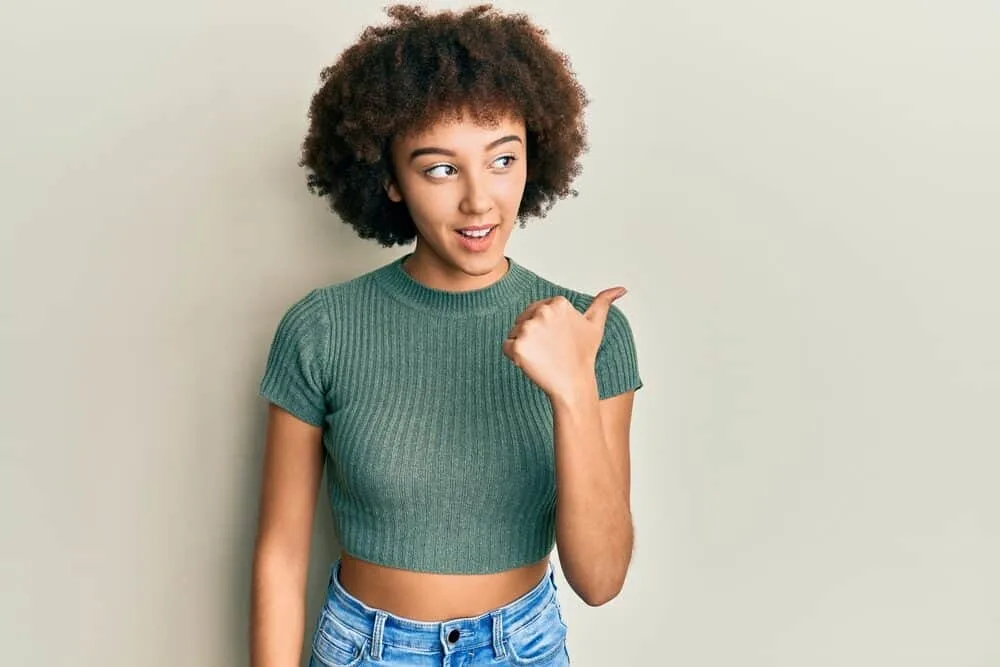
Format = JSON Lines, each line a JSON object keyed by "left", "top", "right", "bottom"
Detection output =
{"left": 309, "top": 560, "right": 571, "bottom": 666}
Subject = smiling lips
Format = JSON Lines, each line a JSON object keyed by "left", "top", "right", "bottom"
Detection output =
{"left": 455, "top": 224, "right": 498, "bottom": 251}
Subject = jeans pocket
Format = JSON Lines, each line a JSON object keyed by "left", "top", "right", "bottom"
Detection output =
{"left": 505, "top": 600, "right": 568, "bottom": 665}
{"left": 310, "top": 608, "right": 369, "bottom": 667}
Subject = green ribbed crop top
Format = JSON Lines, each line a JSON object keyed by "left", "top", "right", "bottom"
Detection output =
{"left": 258, "top": 253, "right": 643, "bottom": 574}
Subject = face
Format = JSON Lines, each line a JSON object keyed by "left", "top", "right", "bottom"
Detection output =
{"left": 386, "top": 109, "right": 527, "bottom": 291}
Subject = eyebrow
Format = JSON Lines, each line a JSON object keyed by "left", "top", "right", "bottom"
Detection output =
{"left": 408, "top": 135, "right": 523, "bottom": 162}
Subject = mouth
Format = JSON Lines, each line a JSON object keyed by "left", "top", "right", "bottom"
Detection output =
{"left": 454, "top": 224, "right": 500, "bottom": 252}
{"left": 456, "top": 224, "right": 498, "bottom": 239}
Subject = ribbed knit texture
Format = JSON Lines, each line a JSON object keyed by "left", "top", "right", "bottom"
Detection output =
{"left": 259, "top": 253, "right": 642, "bottom": 574}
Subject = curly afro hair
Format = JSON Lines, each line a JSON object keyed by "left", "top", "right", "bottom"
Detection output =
{"left": 298, "top": 3, "right": 589, "bottom": 247}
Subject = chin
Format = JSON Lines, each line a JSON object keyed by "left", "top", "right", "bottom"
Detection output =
{"left": 443, "top": 237, "right": 508, "bottom": 270}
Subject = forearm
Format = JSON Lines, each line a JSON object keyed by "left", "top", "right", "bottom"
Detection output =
{"left": 250, "top": 547, "right": 310, "bottom": 667}
{"left": 550, "top": 375, "right": 633, "bottom": 606}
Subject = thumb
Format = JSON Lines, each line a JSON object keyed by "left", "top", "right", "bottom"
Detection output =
{"left": 584, "top": 286, "right": 627, "bottom": 326}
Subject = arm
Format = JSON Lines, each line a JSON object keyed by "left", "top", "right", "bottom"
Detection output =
{"left": 552, "top": 377, "right": 636, "bottom": 606}
{"left": 502, "top": 289, "right": 642, "bottom": 607}
{"left": 250, "top": 404, "right": 325, "bottom": 667}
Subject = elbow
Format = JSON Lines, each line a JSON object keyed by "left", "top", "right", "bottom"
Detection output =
{"left": 252, "top": 535, "right": 310, "bottom": 586}
{"left": 567, "top": 569, "right": 626, "bottom": 606}
{"left": 579, "top": 582, "right": 624, "bottom": 607}
{"left": 561, "top": 551, "right": 633, "bottom": 607}
{"left": 558, "top": 532, "right": 634, "bottom": 606}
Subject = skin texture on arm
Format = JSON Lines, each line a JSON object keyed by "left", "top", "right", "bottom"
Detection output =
{"left": 551, "top": 383, "right": 636, "bottom": 606}
{"left": 250, "top": 404, "right": 325, "bottom": 667}
{"left": 502, "top": 289, "right": 638, "bottom": 605}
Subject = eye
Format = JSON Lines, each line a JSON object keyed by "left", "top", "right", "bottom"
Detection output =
{"left": 424, "top": 164, "right": 457, "bottom": 179}
{"left": 492, "top": 154, "right": 517, "bottom": 169}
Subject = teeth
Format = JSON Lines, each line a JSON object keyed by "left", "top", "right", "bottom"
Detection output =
{"left": 460, "top": 228, "right": 491, "bottom": 238}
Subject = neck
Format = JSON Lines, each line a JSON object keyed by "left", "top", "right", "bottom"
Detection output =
{"left": 403, "top": 238, "right": 510, "bottom": 292}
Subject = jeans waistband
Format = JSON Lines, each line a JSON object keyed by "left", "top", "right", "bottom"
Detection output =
{"left": 322, "top": 559, "right": 558, "bottom": 658}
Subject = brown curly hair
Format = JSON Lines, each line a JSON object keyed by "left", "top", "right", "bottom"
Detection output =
{"left": 298, "top": 3, "right": 589, "bottom": 247}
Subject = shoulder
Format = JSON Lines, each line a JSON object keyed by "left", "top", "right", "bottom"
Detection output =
{"left": 514, "top": 259, "right": 634, "bottom": 329}
{"left": 273, "top": 259, "right": 390, "bottom": 319}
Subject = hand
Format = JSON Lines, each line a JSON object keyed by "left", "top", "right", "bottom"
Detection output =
{"left": 502, "top": 287, "right": 627, "bottom": 400}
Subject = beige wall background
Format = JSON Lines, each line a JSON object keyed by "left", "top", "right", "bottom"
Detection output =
{"left": 2, "top": 0, "right": 997, "bottom": 665}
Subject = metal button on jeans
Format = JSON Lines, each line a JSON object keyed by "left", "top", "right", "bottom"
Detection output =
{"left": 448, "top": 629, "right": 460, "bottom": 643}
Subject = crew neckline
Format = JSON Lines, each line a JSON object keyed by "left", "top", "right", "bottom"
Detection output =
{"left": 372, "top": 252, "right": 535, "bottom": 316}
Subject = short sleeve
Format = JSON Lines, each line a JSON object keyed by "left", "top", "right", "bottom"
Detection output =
{"left": 258, "top": 288, "right": 332, "bottom": 427}
{"left": 595, "top": 303, "right": 643, "bottom": 400}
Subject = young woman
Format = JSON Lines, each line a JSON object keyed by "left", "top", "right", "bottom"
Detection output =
{"left": 251, "top": 5, "right": 643, "bottom": 666}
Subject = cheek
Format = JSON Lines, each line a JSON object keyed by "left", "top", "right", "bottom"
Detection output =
{"left": 398, "top": 180, "right": 453, "bottom": 221}
{"left": 496, "top": 175, "right": 528, "bottom": 210}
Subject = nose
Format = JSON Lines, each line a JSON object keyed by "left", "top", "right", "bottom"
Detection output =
{"left": 458, "top": 173, "right": 493, "bottom": 216}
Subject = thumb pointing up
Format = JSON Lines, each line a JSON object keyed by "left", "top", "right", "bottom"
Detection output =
{"left": 584, "top": 287, "right": 628, "bottom": 329}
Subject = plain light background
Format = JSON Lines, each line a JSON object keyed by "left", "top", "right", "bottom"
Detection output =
{"left": 1, "top": 0, "right": 997, "bottom": 665}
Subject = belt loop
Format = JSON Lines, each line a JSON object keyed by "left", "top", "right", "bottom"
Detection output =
{"left": 491, "top": 610, "right": 506, "bottom": 659}
{"left": 330, "top": 561, "right": 339, "bottom": 588}
{"left": 370, "top": 611, "right": 388, "bottom": 660}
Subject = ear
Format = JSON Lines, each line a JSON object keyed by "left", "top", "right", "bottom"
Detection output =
{"left": 384, "top": 179, "right": 403, "bottom": 203}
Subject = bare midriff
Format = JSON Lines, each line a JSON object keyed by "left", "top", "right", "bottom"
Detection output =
{"left": 336, "top": 551, "right": 551, "bottom": 622}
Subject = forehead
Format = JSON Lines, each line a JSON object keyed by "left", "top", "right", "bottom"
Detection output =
{"left": 395, "top": 109, "right": 526, "bottom": 150}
